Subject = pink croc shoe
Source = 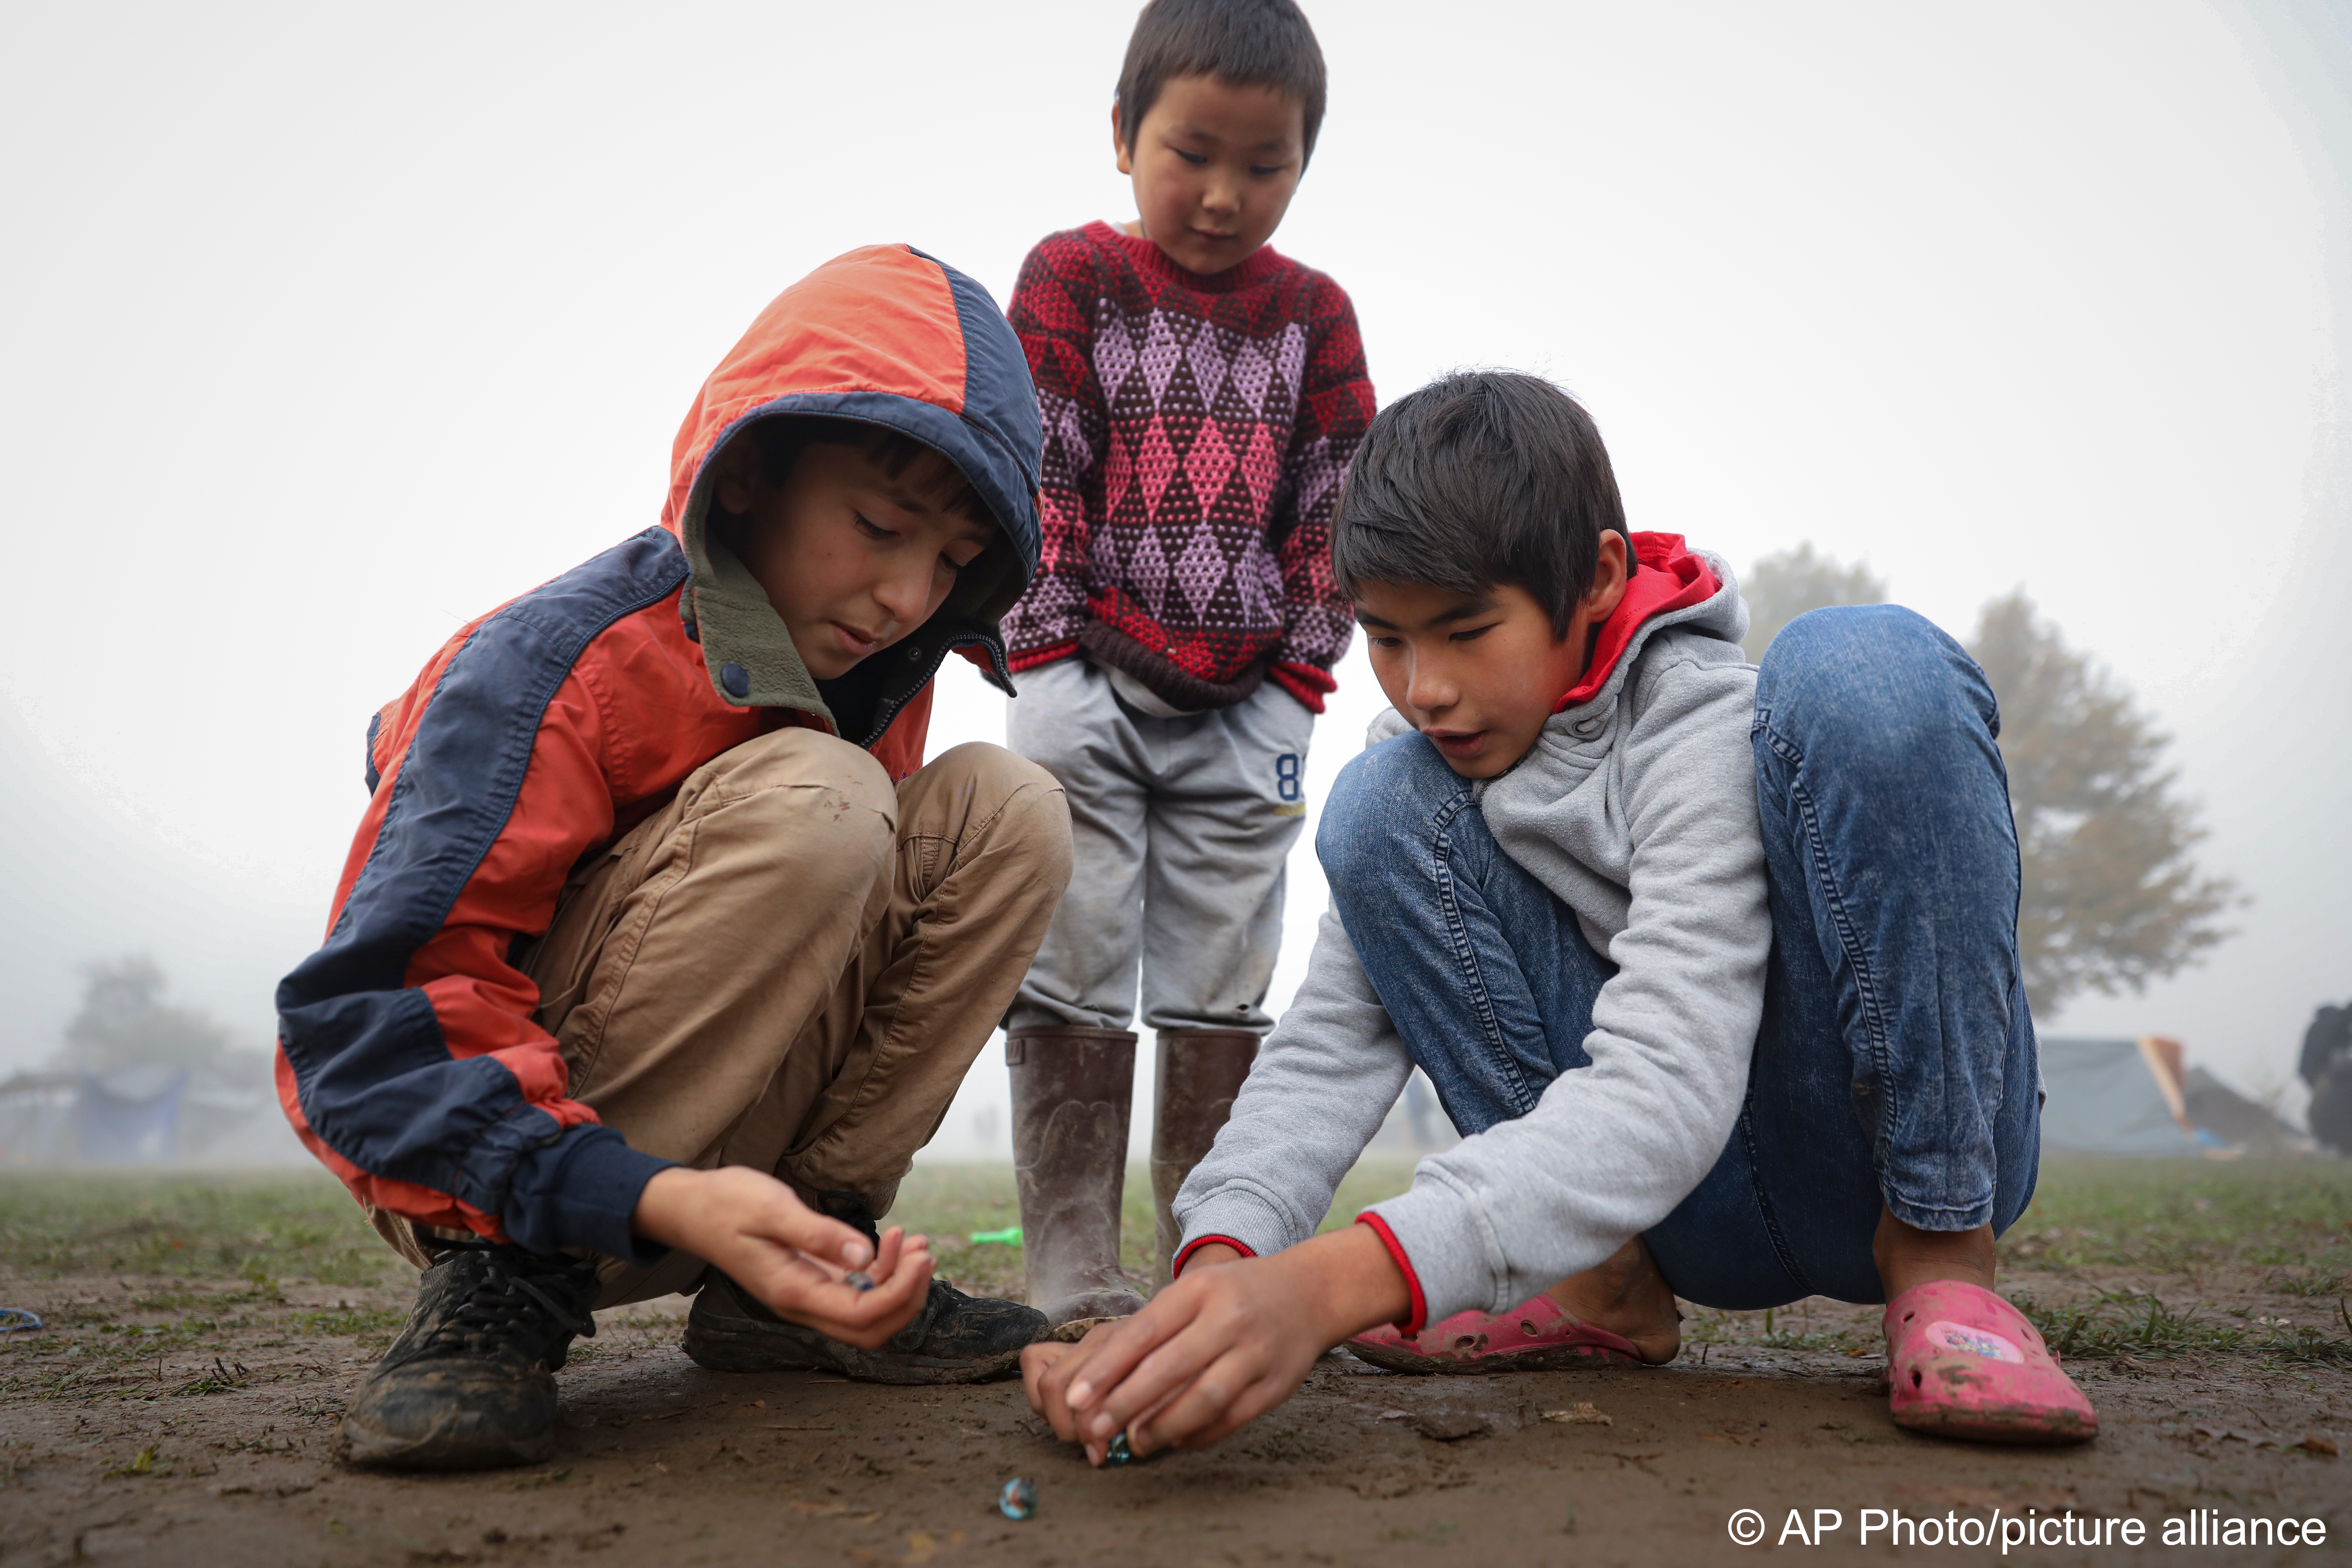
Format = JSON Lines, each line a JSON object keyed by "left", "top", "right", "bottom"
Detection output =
{"left": 1348, "top": 1293, "right": 1644, "bottom": 1375}
{"left": 1884, "top": 1280, "right": 2097, "bottom": 1445}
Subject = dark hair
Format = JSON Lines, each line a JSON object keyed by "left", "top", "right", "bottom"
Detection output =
{"left": 741, "top": 415, "right": 988, "bottom": 525}
{"left": 1331, "top": 371, "right": 1630, "bottom": 634}
{"left": 1116, "top": 0, "right": 1328, "bottom": 165}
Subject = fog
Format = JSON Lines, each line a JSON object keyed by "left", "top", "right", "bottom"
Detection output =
{"left": 1, "top": 2, "right": 2345, "bottom": 1159}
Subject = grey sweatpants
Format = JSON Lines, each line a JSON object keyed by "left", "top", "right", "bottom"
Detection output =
{"left": 1005, "top": 657, "right": 1314, "bottom": 1033}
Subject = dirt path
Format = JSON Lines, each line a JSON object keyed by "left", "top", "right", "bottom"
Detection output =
{"left": 1, "top": 1275, "right": 2342, "bottom": 1567}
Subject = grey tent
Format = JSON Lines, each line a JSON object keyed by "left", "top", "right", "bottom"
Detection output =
{"left": 2038, "top": 1037, "right": 2202, "bottom": 1155}
{"left": 2039, "top": 1035, "right": 2318, "bottom": 1158}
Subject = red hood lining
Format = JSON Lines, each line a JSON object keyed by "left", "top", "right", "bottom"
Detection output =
{"left": 1554, "top": 533, "right": 1721, "bottom": 711}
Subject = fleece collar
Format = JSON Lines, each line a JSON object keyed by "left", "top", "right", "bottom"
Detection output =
{"left": 681, "top": 514, "right": 831, "bottom": 724}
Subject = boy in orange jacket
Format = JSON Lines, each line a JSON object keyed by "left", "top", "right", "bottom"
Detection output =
{"left": 278, "top": 246, "right": 1071, "bottom": 1471}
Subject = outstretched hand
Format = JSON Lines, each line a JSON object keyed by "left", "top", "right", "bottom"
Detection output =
{"left": 632, "top": 1165, "right": 934, "bottom": 1348}
{"left": 1021, "top": 1226, "right": 1409, "bottom": 1463}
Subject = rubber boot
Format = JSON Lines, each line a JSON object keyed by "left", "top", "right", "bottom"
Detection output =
{"left": 1007, "top": 1026, "right": 1149, "bottom": 1325}
{"left": 1150, "top": 1028, "right": 1260, "bottom": 1289}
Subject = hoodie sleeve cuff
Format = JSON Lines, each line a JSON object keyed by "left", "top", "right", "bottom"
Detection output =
{"left": 502, "top": 1124, "right": 676, "bottom": 1265}
{"left": 1171, "top": 1235, "right": 1256, "bottom": 1277}
{"left": 1352, "top": 1213, "right": 1428, "bottom": 1335}
{"left": 1359, "top": 1176, "right": 1497, "bottom": 1327}
{"left": 1173, "top": 1183, "right": 1297, "bottom": 1264}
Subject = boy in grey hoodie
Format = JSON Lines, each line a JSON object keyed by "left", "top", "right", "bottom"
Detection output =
{"left": 1023, "top": 371, "right": 2099, "bottom": 1454}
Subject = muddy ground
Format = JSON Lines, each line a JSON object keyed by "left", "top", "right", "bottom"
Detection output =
{"left": 1, "top": 1160, "right": 2345, "bottom": 1566}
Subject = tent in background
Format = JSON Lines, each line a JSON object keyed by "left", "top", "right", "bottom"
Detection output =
{"left": 0, "top": 1065, "right": 278, "bottom": 1166}
{"left": 2039, "top": 1036, "right": 2318, "bottom": 1158}
{"left": 72, "top": 1066, "right": 187, "bottom": 1163}
{"left": 2040, "top": 1037, "right": 2200, "bottom": 1155}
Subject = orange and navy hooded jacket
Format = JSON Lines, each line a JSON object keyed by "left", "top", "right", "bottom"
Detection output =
{"left": 274, "top": 246, "right": 1043, "bottom": 1262}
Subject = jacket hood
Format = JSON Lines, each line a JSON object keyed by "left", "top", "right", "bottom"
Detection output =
{"left": 1556, "top": 532, "right": 1747, "bottom": 713}
{"left": 658, "top": 244, "right": 1044, "bottom": 740}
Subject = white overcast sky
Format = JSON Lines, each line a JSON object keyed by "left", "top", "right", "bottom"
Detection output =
{"left": 2, "top": 1, "right": 2346, "bottom": 1152}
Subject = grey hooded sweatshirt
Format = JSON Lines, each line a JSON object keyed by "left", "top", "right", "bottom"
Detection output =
{"left": 1171, "top": 545, "right": 1770, "bottom": 1325}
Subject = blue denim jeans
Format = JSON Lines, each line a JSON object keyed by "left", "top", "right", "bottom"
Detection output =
{"left": 1320, "top": 606, "right": 2039, "bottom": 1309}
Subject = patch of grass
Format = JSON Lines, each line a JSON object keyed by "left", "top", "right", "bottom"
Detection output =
{"left": 127, "top": 1288, "right": 213, "bottom": 1312}
{"left": 2268, "top": 1269, "right": 2348, "bottom": 1298}
{"left": 293, "top": 1306, "right": 402, "bottom": 1339}
{"left": 1997, "top": 1157, "right": 2352, "bottom": 1277}
{"left": 0, "top": 1170, "right": 396, "bottom": 1287}
{"left": 2014, "top": 1287, "right": 2352, "bottom": 1367}
{"left": 169, "top": 1356, "right": 251, "bottom": 1396}
{"left": 0, "top": 1308, "right": 243, "bottom": 1400}
{"left": 102, "top": 1445, "right": 159, "bottom": 1478}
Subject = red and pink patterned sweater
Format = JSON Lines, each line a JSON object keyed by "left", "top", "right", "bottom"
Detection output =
{"left": 1000, "top": 222, "right": 1374, "bottom": 712}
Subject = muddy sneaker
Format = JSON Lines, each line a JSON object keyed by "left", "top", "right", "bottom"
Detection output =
{"left": 340, "top": 1243, "right": 600, "bottom": 1472}
{"left": 682, "top": 1270, "right": 1044, "bottom": 1384}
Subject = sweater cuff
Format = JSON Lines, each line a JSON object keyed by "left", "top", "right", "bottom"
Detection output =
{"left": 502, "top": 1124, "right": 675, "bottom": 1265}
{"left": 1352, "top": 1213, "right": 1427, "bottom": 1335}
{"left": 1268, "top": 661, "right": 1336, "bottom": 714}
{"left": 1171, "top": 1235, "right": 1256, "bottom": 1277}
{"left": 1006, "top": 639, "right": 1080, "bottom": 674}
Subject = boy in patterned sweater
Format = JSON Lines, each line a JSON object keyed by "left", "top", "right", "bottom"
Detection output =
{"left": 999, "top": 0, "right": 1374, "bottom": 1323}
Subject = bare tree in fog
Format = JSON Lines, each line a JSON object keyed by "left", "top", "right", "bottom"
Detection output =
{"left": 1966, "top": 591, "right": 2241, "bottom": 1018}
{"left": 51, "top": 956, "right": 250, "bottom": 1075}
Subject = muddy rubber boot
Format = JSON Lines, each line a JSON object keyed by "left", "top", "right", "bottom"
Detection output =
{"left": 341, "top": 1242, "right": 599, "bottom": 1472}
{"left": 1008, "top": 1026, "right": 1149, "bottom": 1325}
{"left": 1150, "top": 1028, "right": 1260, "bottom": 1289}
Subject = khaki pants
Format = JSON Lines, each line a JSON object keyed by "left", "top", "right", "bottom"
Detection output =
{"left": 370, "top": 729, "right": 1072, "bottom": 1308}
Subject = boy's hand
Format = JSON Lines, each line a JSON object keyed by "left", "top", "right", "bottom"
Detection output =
{"left": 1020, "top": 1226, "right": 1408, "bottom": 1463}
{"left": 632, "top": 1165, "right": 934, "bottom": 1348}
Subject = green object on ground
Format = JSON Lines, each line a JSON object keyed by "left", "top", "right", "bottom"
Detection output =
{"left": 969, "top": 1226, "right": 1023, "bottom": 1245}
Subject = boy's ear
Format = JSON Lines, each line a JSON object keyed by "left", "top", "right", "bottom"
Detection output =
{"left": 1580, "top": 531, "right": 1632, "bottom": 624}
{"left": 711, "top": 437, "right": 763, "bottom": 517}
{"left": 1111, "top": 102, "right": 1134, "bottom": 176}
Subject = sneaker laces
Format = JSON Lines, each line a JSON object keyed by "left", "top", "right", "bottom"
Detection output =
{"left": 432, "top": 1242, "right": 598, "bottom": 1344}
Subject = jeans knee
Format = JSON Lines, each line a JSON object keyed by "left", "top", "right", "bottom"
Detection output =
{"left": 1318, "top": 734, "right": 1463, "bottom": 902}
{"left": 1757, "top": 604, "right": 1997, "bottom": 775}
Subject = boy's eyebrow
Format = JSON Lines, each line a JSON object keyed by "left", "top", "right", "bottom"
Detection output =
{"left": 1165, "top": 122, "right": 1298, "bottom": 154}
{"left": 1355, "top": 595, "right": 1500, "bottom": 631}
